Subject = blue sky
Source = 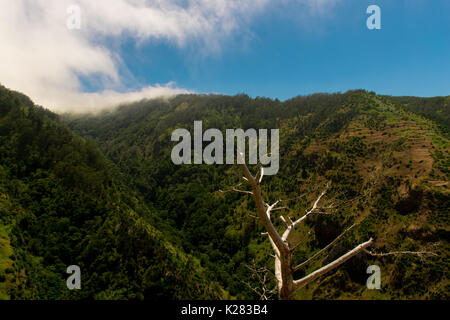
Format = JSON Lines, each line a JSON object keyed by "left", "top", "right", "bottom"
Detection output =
{"left": 116, "top": 0, "right": 449, "bottom": 100}
{"left": 1, "top": 0, "right": 449, "bottom": 112}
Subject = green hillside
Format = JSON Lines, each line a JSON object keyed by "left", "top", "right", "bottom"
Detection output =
{"left": 1, "top": 85, "right": 448, "bottom": 300}
{"left": 67, "top": 90, "right": 449, "bottom": 299}
{"left": 0, "top": 86, "right": 223, "bottom": 300}
{"left": 384, "top": 95, "right": 450, "bottom": 136}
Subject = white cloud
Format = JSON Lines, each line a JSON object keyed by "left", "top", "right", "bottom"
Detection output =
{"left": 42, "top": 83, "right": 191, "bottom": 114}
{"left": 0, "top": 0, "right": 339, "bottom": 113}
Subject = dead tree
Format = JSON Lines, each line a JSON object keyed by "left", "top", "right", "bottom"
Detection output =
{"left": 225, "top": 161, "right": 372, "bottom": 300}
{"left": 222, "top": 157, "right": 437, "bottom": 300}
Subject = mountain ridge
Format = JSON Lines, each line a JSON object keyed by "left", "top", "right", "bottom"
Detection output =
{"left": 1, "top": 86, "right": 448, "bottom": 299}
{"left": 67, "top": 89, "right": 449, "bottom": 299}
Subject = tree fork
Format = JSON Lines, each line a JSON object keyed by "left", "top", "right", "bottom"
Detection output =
{"left": 237, "top": 158, "right": 373, "bottom": 300}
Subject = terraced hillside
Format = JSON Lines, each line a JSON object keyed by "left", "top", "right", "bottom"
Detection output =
{"left": 67, "top": 90, "right": 449, "bottom": 299}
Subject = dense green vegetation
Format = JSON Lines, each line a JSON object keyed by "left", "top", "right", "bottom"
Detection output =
{"left": 385, "top": 95, "right": 450, "bottom": 136}
{"left": 0, "top": 85, "right": 448, "bottom": 300}
{"left": 0, "top": 85, "right": 223, "bottom": 300}
{"left": 67, "top": 90, "right": 449, "bottom": 299}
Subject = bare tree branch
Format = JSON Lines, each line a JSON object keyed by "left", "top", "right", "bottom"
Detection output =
{"left": 259, "top": 167, "right": 265, "bottom": 184}
{"left": 219, "top": 185, "right": 253, "bottom": 195}
{"left": 238, "top": 154, "right": 289, "bottom": 254}
{"left": 293, "top": 238, "right": 374, "bottom": 290}
{"left": 290, "top": 231, "right": 312, "bottom": 252}
{"left": 293, "top": 224, "right": 356, "bottom": 271}
{"left": 282, "top": 187, "right": 327, "bottom": 242}
{"left": 242, "top": 261, "right": 277, "bottom": 300}
{"left": 364, "top": 249, "right": 438, "bottom": 258}
{"left": 235, "top": 157, "right": 375, "bottom": 300}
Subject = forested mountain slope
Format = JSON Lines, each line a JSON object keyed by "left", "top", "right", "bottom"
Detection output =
{"left": 0, "top": 86, "right": 223, "bottom": 300}
{"left": 384, "top": 95, "right": 450, "bottom": 137}
{"left": 68, "top": 90, "right": 449, "bottom": 299}
{"left": 1, "top": 85, "right": 448, "bottom": 300}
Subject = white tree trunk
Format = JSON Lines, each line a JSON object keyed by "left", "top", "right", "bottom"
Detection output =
{"left": 238, "top": 160, "right": 373, "bottom": 300}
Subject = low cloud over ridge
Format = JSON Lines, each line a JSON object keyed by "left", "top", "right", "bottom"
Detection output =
{"left": 0, "top": 0, "right": 339, "bottom": 113}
